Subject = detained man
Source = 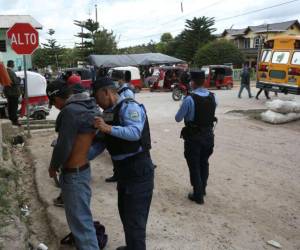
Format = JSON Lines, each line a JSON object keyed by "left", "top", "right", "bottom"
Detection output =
{"left": 47, "top": 80, "right": 100, "bottom": 250}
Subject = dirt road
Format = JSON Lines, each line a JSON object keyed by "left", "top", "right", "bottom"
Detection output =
{"left": 29, "top": 89, "right": 300, "bottom": 250}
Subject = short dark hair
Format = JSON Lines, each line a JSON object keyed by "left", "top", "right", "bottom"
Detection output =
{"left": 190, "top": 71, "right": 205, "bottom": 86}
{"left": 7, "top": 60, "right": 14, "bottom": 68}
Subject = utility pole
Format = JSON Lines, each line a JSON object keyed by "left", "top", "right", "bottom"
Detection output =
{"left": 95, "top": 4, "right": 98, "bottom": 28}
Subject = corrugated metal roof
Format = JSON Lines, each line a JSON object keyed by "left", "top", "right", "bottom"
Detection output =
{"left": 222, "top": 20, "right": 299, "bottom": 37}
{"left": 0, "top": 15, "right": 42, "bottom": 29}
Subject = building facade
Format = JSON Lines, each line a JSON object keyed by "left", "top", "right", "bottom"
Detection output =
{"left": 0, "top": 15, "right": 42, "bottom": 70}
{"left": 220, "top": 20, "right": 300, "bottom": 67}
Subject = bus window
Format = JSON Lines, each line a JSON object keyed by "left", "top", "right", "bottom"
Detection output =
{"left": 271, "top": 51, "right": 290, "bottom": 64}
{"left": 291, "top": 52, "right": 300, "bottom": 65}
{"left": 261, "top": 50, "right": 272, "bottom": 62}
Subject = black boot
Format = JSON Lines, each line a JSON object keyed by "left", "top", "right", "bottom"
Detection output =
{"left": 105, "top": 174, "right": 118, "bottom": 182}
{"left": 188, "top": 193, "right": 204, "bottom": 205}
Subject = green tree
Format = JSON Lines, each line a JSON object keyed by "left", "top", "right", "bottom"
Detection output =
{"left": 41, "top": 29, "right": 64, "bottom": 68}
{"left": 156, "top": 33, "right": 173, "bottom": 54}
{"left": 176, "top": 17, "right": 216, "bottom": 63}
{"left": 32, "top": 48, "right": 49, "bottom": 69}
{"left": 94, "top": 29, "right": 117, "bottom": 54}
{"left": 194, "top": 40, "right": 245, "bottom": 67}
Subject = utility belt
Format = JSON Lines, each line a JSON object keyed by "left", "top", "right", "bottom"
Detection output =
{"left": 62, "top": 163, "right": 90, "bottom": 174}
{"left": 180, "top": 125, "right": 213, "bottom": 140}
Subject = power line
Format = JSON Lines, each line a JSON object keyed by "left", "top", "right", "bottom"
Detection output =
{"left": 216, "top": 0, "right": 300, "bottom": 22}
{"left": 119, "top": 0, "right": 300, "bottom": 43}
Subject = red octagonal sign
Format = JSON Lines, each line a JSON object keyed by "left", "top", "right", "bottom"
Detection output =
{"left": 7, "top": 23, "right": 39, "bottom": 55}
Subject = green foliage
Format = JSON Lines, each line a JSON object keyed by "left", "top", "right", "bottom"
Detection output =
{"left": 119, "top": 40, "right": 157, "bottom": 54}
{"left": 194, "top": 39, "right": 245, "bottom": 67}
{"left": 74, "top": 19, "right": 117, "bottom": 59}
{"left": 175, "top": 17, "right": 216, "bottom": 63}
{"left": 33, "top": 29, "right": 64, "bottom": 69}
{"left": 94, "top": 29, "right": 117, "bottom": 54}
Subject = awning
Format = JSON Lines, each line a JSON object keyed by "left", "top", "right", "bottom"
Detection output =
{"left": 87, "top": 53, "right": 185, "bottom": 67}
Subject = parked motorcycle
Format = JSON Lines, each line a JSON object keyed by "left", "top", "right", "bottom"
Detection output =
{"left": 171, "top": 82, "right": 191, "bottom": 101}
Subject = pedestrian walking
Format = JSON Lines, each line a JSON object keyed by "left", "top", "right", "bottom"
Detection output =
{"left": 238, "top": 64, "right": 252, "bottom": 98}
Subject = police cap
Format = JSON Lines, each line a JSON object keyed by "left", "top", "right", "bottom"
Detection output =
{"left": 93, "top": 77, "right": 117, "bottom": 93}
{"left": 190, "top": 70, "right": 205, "bottom": 82}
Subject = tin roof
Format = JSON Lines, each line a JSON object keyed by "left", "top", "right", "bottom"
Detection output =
{"left": 222, "top": 20, "right": 299, "bottom": 37}
{"left": 0, "top": 15, "right": 42, "bottom": 29}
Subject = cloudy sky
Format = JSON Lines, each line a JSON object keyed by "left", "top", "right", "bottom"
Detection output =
{"left": 1, "top": 0, "right": 299, "bottom": 48}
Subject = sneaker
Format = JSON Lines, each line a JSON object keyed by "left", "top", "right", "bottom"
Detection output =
{"left": 116, "top": 246, "right": 127, "bottom": 250}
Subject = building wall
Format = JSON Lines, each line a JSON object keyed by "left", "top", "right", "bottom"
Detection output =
{"left": 0, "top": 29, "right": 32, "bottom": 70}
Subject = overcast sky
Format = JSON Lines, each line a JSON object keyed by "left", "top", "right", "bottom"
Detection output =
{"left": 1, "top": 0, "right": 300, "bottom": 48}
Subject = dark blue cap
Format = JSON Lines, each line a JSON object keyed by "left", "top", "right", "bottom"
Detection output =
{"left": 190, "top": 70, "right": 205, "bottom": 81}
{"left": 93, "top": 77, "right": 117, "bottom": 92}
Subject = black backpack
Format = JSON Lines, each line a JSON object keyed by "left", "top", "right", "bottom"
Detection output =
{"left": 61, "top": 221, "right": 108, "bottom": 249}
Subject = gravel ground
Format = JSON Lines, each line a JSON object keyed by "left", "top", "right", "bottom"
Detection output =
{"left": 29, "top": 87, "right": 300, "bottom": 250}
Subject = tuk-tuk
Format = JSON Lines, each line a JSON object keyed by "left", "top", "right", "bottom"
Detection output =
{"left": 201, "top": 65, "right": 233, "bottom": 89}
{"left": 149, "top": 66, "right": 186, "bottom": 91}
{"left": 16, "top": 71, "right": 50, "bottom": 120}
{"left": 61, "top": 68, "right": 93, "bottom": 89}
{"left": 108, "top": 66, "right": 142, "bottom": 91}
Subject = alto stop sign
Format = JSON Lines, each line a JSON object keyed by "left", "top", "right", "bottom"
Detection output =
{"left": 7, "top": 23, "right": 39, "bottom": 55}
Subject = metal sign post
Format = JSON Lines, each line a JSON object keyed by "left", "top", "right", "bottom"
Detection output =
{"left": 23, "top": 55, "right": 30, "bottom": 135}
{"left": 7, "top": 23, "right": 39, "bottom": 135}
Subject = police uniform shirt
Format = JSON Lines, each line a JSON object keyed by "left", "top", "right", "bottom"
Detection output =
{"left": 88, "top": 97, "right": 146, "bottom": 161}
{"left": 118, "top": 83, "right": 135, "bottom": 99}
{"left": 175, "top": 87, "right": 218, "bottom": 123}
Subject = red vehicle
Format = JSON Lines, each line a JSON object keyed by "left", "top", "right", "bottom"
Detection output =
{"left": 149, "top": 66, "right": 186, "bottom": 91}
{"left": 61, "top": 68, "right": 93, "bottom": 89}
{"left": 201, "top": 65, "right": 233, "bottom": 89}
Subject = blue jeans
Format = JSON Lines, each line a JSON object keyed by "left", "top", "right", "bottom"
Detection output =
{"left": 238, "top": 84, "right": 252, "bottom": 98}
{"left": 60, "top": 167, "right": 99, "bottom": 250}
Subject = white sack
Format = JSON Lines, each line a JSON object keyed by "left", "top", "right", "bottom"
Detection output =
{"left": 261, "top": 110, "right": 300, "bottom": 124}
{"left": 266, "top": 99, "right": 300, "bottom": 114}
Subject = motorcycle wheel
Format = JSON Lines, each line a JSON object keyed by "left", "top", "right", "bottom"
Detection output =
{"left": 172, "top": 88, "right": 183, "bottom": 101}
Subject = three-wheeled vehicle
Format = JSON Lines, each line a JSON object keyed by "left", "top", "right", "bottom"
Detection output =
{"left": 149, "top": 66, "right": 186, "bottom": 91}
{"left": 16, "top": 71, "right": 50, "bottom": 120}
{"left": 61, "top": 68, "right": 93, "bottom": 89}
{"left": 201, "top": 65, "right": 233, "bottom": 89}
{"left": 108, "top": 66, "right": 142, "bottom": 92}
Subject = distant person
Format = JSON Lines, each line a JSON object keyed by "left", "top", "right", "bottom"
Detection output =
{"left": 255, "top": 88, "right": 270, "bottom": 100}
{"left": 175, "top": 71, "right": 217, "bottom": 205}
{"left": 113, "top": 70, "right": 135, "bottom": 100}
{"left": 4, "top": 60, "right": 21, "bottom": 126}
{"left": 238, "top": 64, "right": 252, "bottom": 98}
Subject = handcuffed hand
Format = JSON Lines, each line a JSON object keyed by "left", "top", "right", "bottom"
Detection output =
{"left": 94, "top": 116, "right": 112, "bottom": 134}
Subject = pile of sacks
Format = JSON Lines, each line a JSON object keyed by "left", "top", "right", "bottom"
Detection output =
{"left": 261, "top": 99, "right": 300, "bottom": 124}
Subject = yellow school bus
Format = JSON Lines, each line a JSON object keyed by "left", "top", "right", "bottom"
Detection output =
{"left": 257, "top": 35, "right": 300, "bottom": 95}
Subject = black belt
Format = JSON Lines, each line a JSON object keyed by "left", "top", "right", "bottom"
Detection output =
{"left": 62, "top": 163, "right": 90, "bottom": 174}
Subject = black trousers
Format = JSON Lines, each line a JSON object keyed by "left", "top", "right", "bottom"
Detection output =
{"left": 7, "top": 96, "right": 19, "bottom": 123}
{"left": 256, "top": 88, "right": 270, "bottom": 99}
{"left": 184, "top": 134, "right": 214, "bottom": 199}
{"left": 115, "top": 152, "right": 154, "bottom": 250}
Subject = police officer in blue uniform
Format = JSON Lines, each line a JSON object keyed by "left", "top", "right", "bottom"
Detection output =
{"left": 175, "top": 71, "right": 217, "bottom": 205}
{"left": 91, "top": 77, "right": 154, "bottom": 250}
{"left": 113, "top": 70, "right": 135, "bottom": 99}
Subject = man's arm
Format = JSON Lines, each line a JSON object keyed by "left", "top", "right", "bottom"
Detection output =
{"left": 175, "top": 97, "right": 192, "bottom": 122}
{"left": 50, "top": 109, "right": 78, "bottom": 170}
{"left": 110, "top": 103, "right": 145, "bottom": 141}
{"left": 94, "top": 102, "right": 145, "bottom": 141}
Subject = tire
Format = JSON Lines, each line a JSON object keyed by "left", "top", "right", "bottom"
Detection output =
{"left": 34, "top": 111, "right": 46, "bottom": 120}
{"left": 134, "top": 87, "right": 141, "bottom": 93}
{"left": 172, "top": 88, "right": 183, "bottom": 101}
